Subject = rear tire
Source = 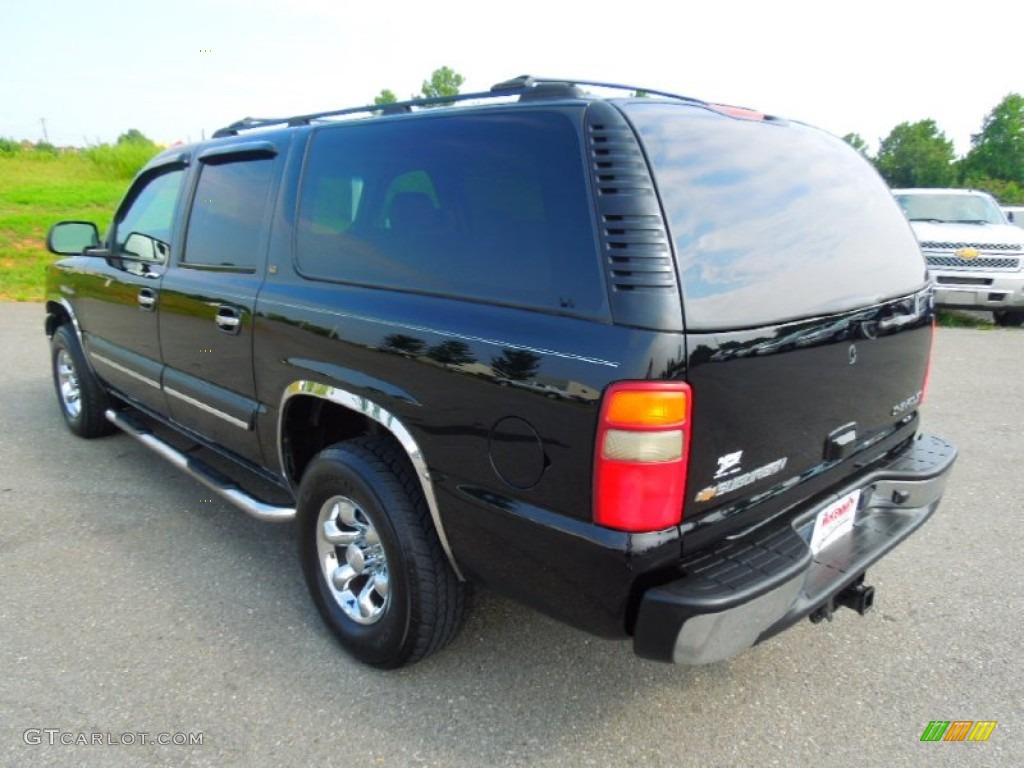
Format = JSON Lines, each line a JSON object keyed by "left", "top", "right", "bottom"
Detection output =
{"left": 993, "top": 310, "right": 1024, "bottom": 327}
{"left": 297, "top": 436, "right": 468, "bottom": 668}
{"left": 50, "top": 325, "right": 115, "bottom": 438}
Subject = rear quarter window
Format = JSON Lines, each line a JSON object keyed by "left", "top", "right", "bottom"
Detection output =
{"left": 295, "top": 110, "right": 607, "bottom": 317}
{"left": 623, "top": 103, "right": 927, "bottom": 330}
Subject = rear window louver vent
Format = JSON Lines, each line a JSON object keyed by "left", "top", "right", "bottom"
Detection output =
{"left": 585, "top": 102, "right": 682, "bottom": 331}
{"left": 602, "top": 213, "right": 675, "bottom": 290}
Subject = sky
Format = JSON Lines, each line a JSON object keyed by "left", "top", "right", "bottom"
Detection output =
{"left": 1, "top": 0, "right": 1020, "bottom": 157}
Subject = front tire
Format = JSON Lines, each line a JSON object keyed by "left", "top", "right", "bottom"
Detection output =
{"left": 993, "top": 310, "right": 1024, "bottom": 327}
{"left": 297, "top": 436, "right": 468, "bottom": 668}
{"left": 50, "top": 325, "right": 115, "bottom": 438}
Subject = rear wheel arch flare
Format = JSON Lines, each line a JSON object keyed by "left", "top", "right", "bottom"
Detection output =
{"left": 278, "top": 380, "right": 463, "bottom": 580}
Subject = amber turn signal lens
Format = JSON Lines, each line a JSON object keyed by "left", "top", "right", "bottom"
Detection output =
{"left": 605, "top": 390, "right": 688, "bottom": 427}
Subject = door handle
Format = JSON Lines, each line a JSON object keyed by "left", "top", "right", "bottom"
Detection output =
{"left": 215, "top": 306, "right": 242, "bottom": 334}
{"left": 137, "top": 289, "right": 156, "bottom": 311}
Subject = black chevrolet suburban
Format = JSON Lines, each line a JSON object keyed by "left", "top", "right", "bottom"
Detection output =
{"left": 45, "top": 76, "right": 957, "bottom": 668}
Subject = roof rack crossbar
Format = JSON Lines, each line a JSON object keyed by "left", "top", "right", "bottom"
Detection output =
{"left": 211, "top": 75, "right": 707, "bottom": 138}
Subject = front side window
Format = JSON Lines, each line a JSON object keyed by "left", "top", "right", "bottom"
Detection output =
{"left": 295, "top": 111, "right": 606, "bottom": 316}
{"left": 183, "top": 157, "right": 275, "bottom": 269}
{"left": 114, "top": 168, "right": 185, "bottom": 264}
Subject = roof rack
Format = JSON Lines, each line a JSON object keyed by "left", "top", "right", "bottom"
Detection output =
{"left": 212, "top": 75, "right": 707, "bottom": 138}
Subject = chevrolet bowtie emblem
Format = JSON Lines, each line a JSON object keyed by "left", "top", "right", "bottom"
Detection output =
{"left": 955, "top": 247, "right": 979, "bottom": 260}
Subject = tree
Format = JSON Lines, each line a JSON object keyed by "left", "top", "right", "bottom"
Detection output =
{"left": 382, "top": 333, "right": 424, "bottom": 356}
{"left": 419, "top": 66, "right": 464, "bottom": 106}
{"left": 426, "top": 340, "right": 475, "bottom": 366}
{"left": 117, "top": 128, "right": 153, "bottom": 146}
{"left": 491, "top": 349, "right": 541, "bottom": 381}
{"left": 374, "top": 89, "right": 398, "bottom": 106}
{"left": 874, "top": 120, "right": 956, "bottom": 188}
{"left": 842, "top": 132, "right": 870, "bottom": 157}
{"left": 961, "top": 93, "right": 1024, "bottom": 186}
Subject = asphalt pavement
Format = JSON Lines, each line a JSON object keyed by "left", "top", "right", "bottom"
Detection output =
{"left": 1, "top": 301, "right": 1021, "bottom": 767}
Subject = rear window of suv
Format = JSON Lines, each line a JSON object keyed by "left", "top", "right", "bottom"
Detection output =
{"left": 295, "top": 110, "right": 607, "bottom": 317}
{"left": 623, "top": 102, "right": 927, "bottom": 331}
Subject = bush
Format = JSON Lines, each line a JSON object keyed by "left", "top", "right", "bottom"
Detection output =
{"left": 962, "top": 176, "right": 1024, "bottom": 205}
{"left": 0, "top": 137, "right": 20, "bottom": 154}
{"left": 82, "top": 140, "right": 161, "bottom": 180}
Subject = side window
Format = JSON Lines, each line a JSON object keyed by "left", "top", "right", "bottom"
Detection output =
{"left": 295, "top": 112, "right": 606, "bottom": 316}
{"left": 114, "top": 168, "right": 184, "bottom": 264}
{"left": 183, "top": 157, "right": 274, "bottom": 269}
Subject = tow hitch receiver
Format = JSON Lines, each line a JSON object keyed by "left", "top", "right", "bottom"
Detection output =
{"left": 809, "top": 577, "right": 876, "bottom": 623}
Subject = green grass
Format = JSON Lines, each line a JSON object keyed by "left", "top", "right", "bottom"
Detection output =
{"left": 0, "top": 145, "right": 157, "bottom": 300}
{"left": 935, "top": 309, "right": 995, "bottom": 328}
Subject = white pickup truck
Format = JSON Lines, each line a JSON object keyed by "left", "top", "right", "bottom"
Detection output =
{"left": 895, "top": 188, "right": 1024, "bottom": 327}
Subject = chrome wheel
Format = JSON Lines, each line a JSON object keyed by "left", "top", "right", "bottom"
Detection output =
{"left": 316, "top": 495, "right": 390, "bottom": 625}
{"left": 56, "top": 349, "right": 82, "bottom": 419}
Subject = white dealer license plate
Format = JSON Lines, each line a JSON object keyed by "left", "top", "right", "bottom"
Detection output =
{"left": 809, "top": 489, "right": 861, "bottom": 555}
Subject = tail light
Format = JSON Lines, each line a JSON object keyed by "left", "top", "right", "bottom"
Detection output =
{"left": 593, "top": 381, "right": 692, "bottom": 532}
{"left": 708, "top": 103, "right": 766, "bottom": 121}
{"left": 921, "top": 316, "right": 936, "bottom": 405}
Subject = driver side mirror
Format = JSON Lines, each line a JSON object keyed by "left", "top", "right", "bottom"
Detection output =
{"left": 46, "top": 221, "right": 100, "bottom": 255}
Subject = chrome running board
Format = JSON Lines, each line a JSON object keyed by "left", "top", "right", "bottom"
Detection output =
{"left": 105, "top": 409, "right": 295, "bottom": 523}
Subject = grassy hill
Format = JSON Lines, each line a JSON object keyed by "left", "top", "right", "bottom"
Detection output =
{"left": 0, "top": 143, "right": 157, "bottom": 300}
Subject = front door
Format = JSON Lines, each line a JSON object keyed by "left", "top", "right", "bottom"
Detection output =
{"left": 76, "top": 163, "right": 186, "bottom": 414}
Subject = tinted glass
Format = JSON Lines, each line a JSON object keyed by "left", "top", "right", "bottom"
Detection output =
{"left": 114, "top": 168, "right": 184, "bottom": 262}
{"left": 296, "top": 111, "right": 605, "bottom": 315}
{"left": 624, "top": 103, "right": 927, "bottom": 331}
{"left": 184, "top": 158, "right": 274, "bottom": 269}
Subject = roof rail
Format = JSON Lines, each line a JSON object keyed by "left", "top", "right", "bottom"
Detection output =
{"left": 491, "top": 75, "right": 707, "bottom": 106}
{"left": 211, "top": 75, "right": 707, "bottom": 138}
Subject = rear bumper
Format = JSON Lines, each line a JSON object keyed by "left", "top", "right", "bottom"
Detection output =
{"left": 633, "top": 433, "right": 957, "bottom": 663}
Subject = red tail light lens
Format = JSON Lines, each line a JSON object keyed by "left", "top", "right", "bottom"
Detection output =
{"left": 593, "top": 382, "right": 692, "bottom": 532}
{"left": 921, "top": 316, "right": 936, "bottom": 405}
{"left": 708, "top": 103, "right": 766, "bottom": 121}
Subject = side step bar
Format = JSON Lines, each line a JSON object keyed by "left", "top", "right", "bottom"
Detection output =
{"left": 105, "top": 409, "right": 295, "bottom": 523}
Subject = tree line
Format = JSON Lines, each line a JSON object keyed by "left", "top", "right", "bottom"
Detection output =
{"left": 843, "top": 93, "right": 1024, "bottom": 203}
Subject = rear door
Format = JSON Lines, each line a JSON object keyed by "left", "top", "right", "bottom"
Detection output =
{"left": 157, "top": 140, "right": 284, "bottom": 464}
{"left": 622, "top": 102, "right": 933, "bottom": 543}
